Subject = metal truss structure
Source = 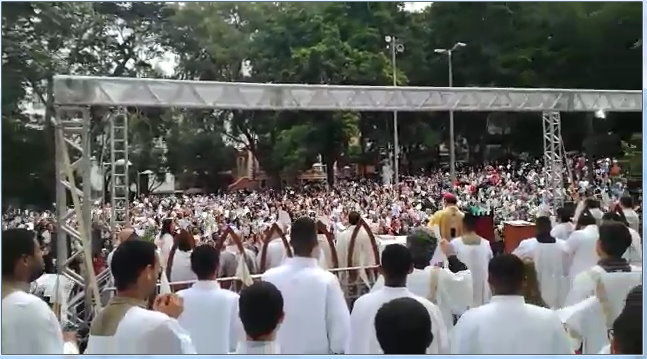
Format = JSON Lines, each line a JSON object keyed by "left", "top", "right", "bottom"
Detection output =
{"left": 54, "top": 75, "right": 642, "bottom": 112}
{"left": 52, "top": 75, "right": 642, "bottom": 326}
{"left": 542, "top": 112, "right": 566, "bottom": 208}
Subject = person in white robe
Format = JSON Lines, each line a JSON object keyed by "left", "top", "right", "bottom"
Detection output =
{"left": 176, "top": 245, "right": 242, "bottom": 354}
{"left": 450, "top": 213, "right": 493, "bottom": 307}
{"left": 85, "top": 240, "right": 195, "bottom": 354}
{"left": 155, "top": 218, "right": 176, "bottom": 272}
{"left": 168, "top": 229, "right": 197, "bottom": 284}
{"left": 619, "top": 196, "right": 640, "bottom": 233}
{"left": 336, "top": 211, "right": 378, "bottom": 285}
{"left": 262, "top": 217, "right": 350, "bottom": 354}
{"left": 512, "top": 217, "right": 570, "bottom": 308}
{"left": 256, "top": 223, "right": 289, "bottom": 271}
{"left": 374, "top": 297, "right": 433, "bottom": 354}
{"left": 564, "top": 212, "right": 599, "bottom": 280}
{"left": 347, "top": 244, "right": 449, "bottom": 354}
{"left": 451, "top": 254, "right": 573, "bottom": 354}
{"left": 600, "top": 212, "right": 642, "bottom": 267}
{"left": 236, "top": 281, "right": 284, "bottom": 354}
{"left": 372, "top": 229, "right": 472, "bottom": 328}
{"left": 609, "top": 285, "right": 641, "bottom": 354}
{"left": 1, "top": 229, "right": 78, "bottom": 354}
{"left": 550, "top": 207, "right": 575, "bottom": 240}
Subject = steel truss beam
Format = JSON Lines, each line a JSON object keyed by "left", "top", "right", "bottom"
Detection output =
{"left": 108, "top": 108, "right": 130, "bottom": 231}
{"left": 54, "top": 75, "right": 642, "bottom": 112}
{"left": 542, "top": 111, "right": 566, "bottom": 209}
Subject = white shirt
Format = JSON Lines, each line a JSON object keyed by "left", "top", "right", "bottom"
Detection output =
{"left": 1, "top": 289, "right": 65, "bottom": 354}
{"left": 622, "top": 208, "right": 640, "bottom": 233}
{"left": 624, "top": 227, "right": 642, "bottom": 267}
{"left": 372, "top": 266, "right": 472, "bottom": 328}
{"left": 170, "top": 250, "right": 197, "bottom": 283}
{"left": 512, "top": 238, "right": 570, "bottom": 308}
{"left": 257, "top": 237, "right": 288, "bottom": 270}
{"left": 451, "top": 296, "right": 573, "bottom": 354}
{"left": 177, "top": 280, "right": 242, "bottom": 354}
{"left": 451, "top": 236, "right": 493, "bottom": 306}
{"left": 262, "top": 257, "right": 350, "bottom": 354}
{"left": 551, "top": 222, "right": 574, "bottom": 240}
{"left": 235, "top": 340, "right": 280, "bottom": 354}
{"left": 565, "top": 225, "right": 599, "bottom": 279}
{"left": 156, "top": 233, "right": 175, "bottom": 269}
{"left": 347, "top": 286, "right": 449, "bottom": 354}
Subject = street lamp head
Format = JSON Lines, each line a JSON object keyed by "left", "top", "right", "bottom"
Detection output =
{"left": 384, "top": 35, "right": 392, "bottom": 43}
{"left": 456, "top": 42, "right": 467, "bottom": 47}
{"left": 594, "top": 109, "right": 606, "bottom": 119}
{"left": 434, "top": 48, "right": 447, "bottom": 54}
{"left": 395, "top": 43, "right": 405, "bottom": 53}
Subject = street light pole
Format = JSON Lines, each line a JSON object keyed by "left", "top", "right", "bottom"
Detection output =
{"left": 386, "top": 35, "right": 404, "bottom": 184}
{"left": 435, "top": 42, "right": 466, "bottom": 183}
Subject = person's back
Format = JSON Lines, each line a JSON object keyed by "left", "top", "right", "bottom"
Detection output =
{"left": 451, "top": 254, "right": 572, "bottom": 354}
{"left": 451, "top": 214, "right": 492, "bottom": 306}
{"left": 566, "top": 214, "right": 599, "bottom": 279}
{"left": 177, "top": 245, "right": 241, "bottom": 354}
{"left": 261, "top": 217, "right": 349, "bottom": 354}
{"left": 374, "top": 297, "right": 433, "bottom": 354}
{"left": 620, "top": 196, "right": 640, "bottom": 233}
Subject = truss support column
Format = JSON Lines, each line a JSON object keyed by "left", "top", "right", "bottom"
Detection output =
{"left": 109, "top": 108, "right": 129, "bottom": 232}
{"left": 54, "top": 109, "right": 68, "bottom": 275}
{"left": 542, "top": 111, "right": 565, "bottom": 210}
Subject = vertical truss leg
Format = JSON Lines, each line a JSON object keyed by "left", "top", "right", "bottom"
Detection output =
{"left": 542, "top": 111, "right": 565, "bottom": 210}
{"left": 109, "top": 108, "right": 130, "bottom": 232}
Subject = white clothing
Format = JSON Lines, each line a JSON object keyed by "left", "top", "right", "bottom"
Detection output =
{"left": 622, "top": 208, "right": 640, "bottom": 233}
{"left": 257, "top": 237, "right": 288, "bottom": 270}
{"left": 170, "top": 250, "right": 197, "bottom": 283}
{"left": 624, "top": 227, "right": 642, "bottom": 266}
{"left": 86, "top": 305, "right": 195, "bottom": 354}
{"left": 451, "top": 296, "right": 573, "bottom": 354}
{"left": 177, "top": 280, "right": 242, "bottom": 354}
{"left": 551, "top": 222, "right": 574, "bottom": 240}
{"left": 2, "top": 290, "right": 65, "bottom": 354}
{"left": 451, "top": 236, "right": 493, "bottom": 306}
{"left": 565, "top": 225, "right": 599, "bottom": 279}
{"left": 336, "top": 225, "right": 377, "bottom": 269}
{"left": 317, "top": 234, "right": 335, "bottom": 269}
{"left": 372, "top": 266, "right": 472, "bottom": 328}
{"left": 512, "top": 238, "right": 570, "bottom": 308}
{"left": 235, "top": 340, "right": 280, "bottom": 354}
{"left": 347, "top": 286, "right": 449, "bottom": 354}
{"left": 262, "top": 257, "right": 350, "bottom": 354}
{"left": 590, "top": 208, "right": 604, "bottom": 224}
{"left": 156, "top": 233, "right": 175, "bottom": 269}
{"left": 564, "top": 264, "right": 642, "bottom": 310}
{"left": 558, "top": 296, "right": 607, "bottom": 354}
{"left": 599, "top": 344, "right": 610, "bottom": 354}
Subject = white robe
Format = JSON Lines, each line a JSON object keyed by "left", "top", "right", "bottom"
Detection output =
{"left": 262, "top": 257, "right": 350, "bottom": 354}
{"left": 623, "top": 227, "right": 642, "bottom": 267}
{"left": 257, "top": 237, "right": 288, "bottom": 271}
{"left": 622, "top": 208, "right": 640, "bottom": 233}
{"left": 346, "top": 286, "right": 449, "bottom": 354}
{"left": 1, "top": 290, "right": 66, "bottom": 354}
{"left": 451, "top": 296, "right": 573, "bottom": 354}
{"left": 564, "top": 264, "right": 642, "bottom": 310}
{"left": 156, "top": 233, "right": 175, "bottom": 269}
{"left": 550, "top": 222, "right": 574, "bottom": 240}
{"left": 450, "top": 236, "right": 493, "bottom": 306}
{"left": 512, "top": 238, "right": 570, "bottom": 308}
{"left": 177, "top": 280, "right": 242, "bottom": 354}
{"left": 371, "top": 266, "right": 472, "bottom": 328}
{"left": 170, "top": 250, "right": 197, "bottom": 283}
{"left": 336, "top": 225, "right": 377, "bottom": 284}
{"left": 558, "top": 296, "right": 607, "bottom": 354}
{"left": 235, "top": 340, "right": 280, "bottom": 354}
{"left": 564, "top": 225, "right": 599, "bottom": 279}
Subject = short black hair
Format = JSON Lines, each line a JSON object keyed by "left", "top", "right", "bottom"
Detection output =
{"left": 488, "top": 254, "right": 525, "bottom": 295}
{"left": 348, "top": 211, "right": 361, "bottom": 226}
{"left": 556, "top": 207, "right": 571, "bottom": 223}
{"left": 290, "top": 217, "right": 317, "bottom": 255}
{"left": 111, "top": 239, "right": 157, "bottom": 291}
{"left": 577, "top": 210, "right": 597, "bottom": 227}
{"left": 612, "top": 285, "right": 642, "bottom": 354}
{"left": 463, "top": 213, "right": 477, "bottom": 231}
{"left": 406, "top": 230, "right": 436, "bottom": 269}
{"left": 239, "top": 281, "right": 283, "bottom": 340}
{"left": 2, "top": 229, "right": 37, "bottom": 276}
{"left": 375, "top": 297, "right": 432, "bottom": 354}
{"left": 620, "top": 196, "right": 634, "bottom": 209}
{"left": 191, "top": 244, "right": 220, "bottom": 280}
{"left": 602, "top": 212, "right": 628, "bottom": 227}
{"left": 380, "top": 244, "right": 412, "bottom": 279}
{"left": 598, "top": 222, "right": 632, "bottom": 258}
{"left": 585, "top": 198, "right": 601, "bottom": 209}
{"left": 535, "top": 216, "right": 552, "bottom": 236}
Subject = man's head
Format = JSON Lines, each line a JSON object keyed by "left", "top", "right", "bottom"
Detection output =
{"left": 191, "top": 244, "right": 220, "bottom": 280}
{"left": 442, "top": 193, "right": 457, "bottom": 207}
{"left": 596, "top": 222, "right": 632, "bottom": 260}
{"left": 488, "top": 254, "right": 525, "bottom": 296}
{"left": 619, "top": 196, "right": 634, "bottom": 210}
{"left": 576, "top": 210, "right": 597, "bottom": 228}
{"left": 535, "top": 216, "right": 552, "bottom": 237}
{"left": 406, "top": 230, "right": 436, "bottom": 270}
{"left": 239, "top": 281, "right": 284, "bottom": 341}
{"left": 610, "top": 285, "right": 642, "bottom": 354}
{"left": 380, "top": 244, "right": 413, "bottom": 286}
{"left": 556, "top": 207, "right": 571, "bottom": 224}
{"left": 110, "top": 239, "right": 160, "bottom": 297}
{"left": 348, "top": 211, "right": 361, "bottom": 226}
{"left": 375, "top": 297, "right": 432, "bottom": 354}
{"left": 290, "top": 217, "right": 318, "bottom": 257}
{"left": 2, "top": 229, "right": 45, "bottom": 283}
{"left": 462, "top": 213, "right": 477, "bottom": 232}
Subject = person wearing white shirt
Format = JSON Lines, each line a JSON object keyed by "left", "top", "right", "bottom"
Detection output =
{"left": 608, "top": 285, "right": 641, "bottom": 354}
{"left": 451, "top": 254, "right": 573, "bottom": 354}
{"left": 336, "top": 211, "right": 377, "bottom": 285}
{"left": 512, "top": 217, "right": 570, "bottom": 308}
{"left": 550, "top": 208, "right": 575, "bottom": 240}
{"left": 348, "top": 244, "right": 448, "bottom": 354}
{"left": 85, "top": 240, "right": 195, "bottom": 354}
{"left": 156, "top": 218, "right": 176, "bottom": 272}
{"left": 372, "top": 229, "right": 472, "bottom": 327}
{"left": 235, "top": 281, "right": 284, "bottom": 354}
{"left": 451, "top": 214, "right": 493, "bottom": 307}
{"left": 374, "top": 297, "right": 433, "bottom": 354}
{"left": 257, "top": 224, "right": 290, "bottom": 271}
{"left": 177, "top": 245, "right": 242, "bottom": 354}
{"left": 1, "top": 229, "right": 78, "bottom": 354}
{"left": 262, "top": 217, "right": 350, "bottom": 354}
{"left": 619, "top": 196, "right": 640, "bottom": 233}
{"left": 600, "top": 212, "right": 642, "bottom": 266}
{"left": 564, "top": 212, "right": 599, "bottom": 280}
{"left": 168, "top": 229, "right": 197, "bottom": 284}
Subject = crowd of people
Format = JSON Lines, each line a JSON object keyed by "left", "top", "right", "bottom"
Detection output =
{"left": 1, "top": 157, "right": 642, "bottom": 355}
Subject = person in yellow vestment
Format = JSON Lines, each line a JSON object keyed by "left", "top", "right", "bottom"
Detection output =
{"left": 428, "top": 193, "right": 464, "bottom": 240}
